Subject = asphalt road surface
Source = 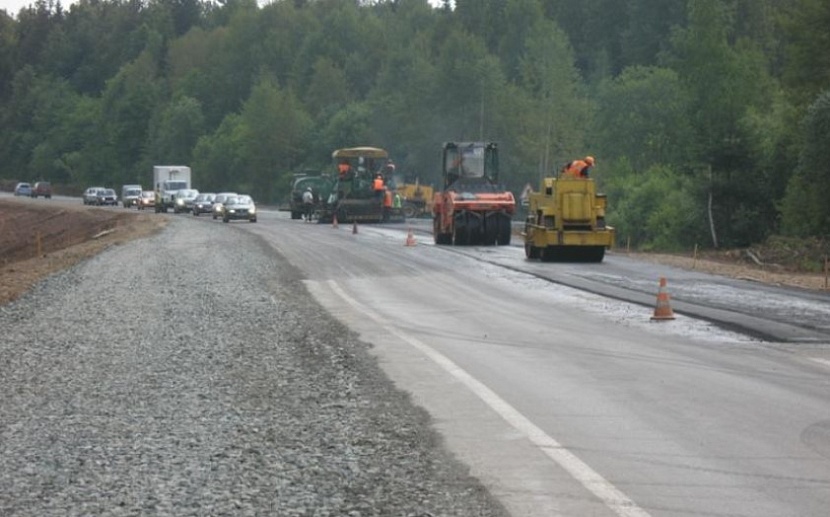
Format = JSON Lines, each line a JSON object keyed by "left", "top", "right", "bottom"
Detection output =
{"left": 243, "top": 209, "right": 830, "bottom": 517}
{"left": 3, "top": 201, "right": 829, "bottom": 516}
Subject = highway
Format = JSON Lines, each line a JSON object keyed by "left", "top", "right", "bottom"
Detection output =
{"left": 241, "top": 208, "right": 830, "bottom": 517}
{"left": 4, "top": 193, "right": 829, "bottom": 516}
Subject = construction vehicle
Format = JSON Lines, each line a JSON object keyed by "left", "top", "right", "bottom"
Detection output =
{"left": 432, "top": 141, "right": 515, "bottom": 245}
{"left": 523, "top": 175, "right": 615, "bottom": 262}
{"left": 288, "top": 171, "right": 334, "bottom": 220}
{"left": 318, "top": 146, "right": 404, "bottom": 224}
{"left": 393, "top": 176, "right": 434, "bottom": 219}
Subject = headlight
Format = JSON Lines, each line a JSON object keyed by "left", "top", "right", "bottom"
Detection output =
{"left": 229, "top": 209, "right": 236, "bottom": 214}
{"left": 249, "top": 206, "right": 256, "bottom": 214}
{"left": 176, "top": 198, "right": 184, "bottom": 205}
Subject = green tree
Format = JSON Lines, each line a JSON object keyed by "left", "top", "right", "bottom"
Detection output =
{"left": 496, "top": 0, "right": 543, "bottom": 81}
{"left": 238, "top": 76, "right": 312, "bottom": 201}
{"left": 99, "top": 50, "right": 164, "bottom": 184}
{"left": 780, "top": 0, "right": 830, "bottom": 107}
{"left": 0, "top": 11, "right": 18, "bottom": 102}
{"left": 192, "top": 112, "right": 245, "bottom": 193}
{"left": 146, "top": 95, "right": 205, "bottom": 168}
{"left": 621, "top": 0, "right": 686, "bottom": 67}
{"left": 593, "top": 66, "right": 693, "bottom": 170}
{"left": 605, "top": 160, "right": 707, "bottom": 250}
{"left": 304, "top": 57, "right": 351, "bottom": 118}
{"left": 780, "top": 90, "right": 830, "bottom": 236}
{"left": 516, "top": 19, "right": 590, "bottom": 181}
{"left": 667, "top": 0, "right": 779, "bottom": 247}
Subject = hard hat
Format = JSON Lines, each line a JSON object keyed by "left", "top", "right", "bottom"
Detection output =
{"left": 585, "top": 156, "right": 595, "bottom": 166}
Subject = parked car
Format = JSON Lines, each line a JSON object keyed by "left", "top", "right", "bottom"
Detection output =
{"left": 31, "top": 181, "right": 52, "bottom": 199}
{"left": 222, "top": 195, "right": 257, "bottom": 223}
{"left": 95, "top": 188, "right": 118, "bottom": 206}
{"left": 121, "top": 184, "right": 142, "bottom": 208}
{"left": 83, "top": 187, "right": 104, "bottom": 205}
{"left": 173, "top": 189, "right": 199, "bottom": 213}
{"left": 192, "top": 193, "right": 216, "bottom": 216}
{"left": 137, "top": 190, "right": 156, "bottom": 210}
{"left": 211, "top": 192, "right": 238, "bottom": 220}
{"left": 14, "top": 182, "right": 32, "bottom": 196}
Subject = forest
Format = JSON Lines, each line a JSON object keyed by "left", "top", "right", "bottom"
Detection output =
{"left": 1, "top": 0, "right": 828, "bottom": 251}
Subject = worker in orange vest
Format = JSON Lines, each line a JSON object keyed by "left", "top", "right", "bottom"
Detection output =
{"left": 373, "top": 173, "right": 385, "bottom": 200}
{"left": 562, "top": 156, "right": 595, "bottom": 178}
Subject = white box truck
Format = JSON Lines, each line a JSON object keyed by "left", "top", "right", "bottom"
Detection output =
{"left": 153, "top": 165, "right": 191, "bottom": 213}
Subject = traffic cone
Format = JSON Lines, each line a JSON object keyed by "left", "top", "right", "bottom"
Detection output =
{"left": 352, "top": 221, "right": 358, "bottom": 234}
{"left": 405, "top": 227, "right": 416, "bottom": 247}
{"left": 651, "top": 277, "right": 676, "bottom": 320}
{"left": 332, "top": 213, "right": 339, "bottom": 229}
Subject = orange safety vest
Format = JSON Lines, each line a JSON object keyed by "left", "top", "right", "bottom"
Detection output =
{"left": 338, "top": 162, "right": 350, "bottom": 176}
{"left": 564, "top": 160, "right": 590, "bottom": 178}
{"left": 383, "top": 190, "right": 393, "bottom": 207}
{"left": 373, "top": 177, "right": 385, "bottom": 191}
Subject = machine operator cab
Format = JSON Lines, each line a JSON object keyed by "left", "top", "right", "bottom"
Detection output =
{"left": 442, "top": 141, "right": 499, "bottom": 190}
{"left": 331, "top": 146, "right": 390, "bottom": 201}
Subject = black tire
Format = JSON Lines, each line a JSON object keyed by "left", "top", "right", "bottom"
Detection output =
{"left": 497, "top": 215, "right": 512, "bottom": 246}
{"left": 525, "top": 242, "right": 541, "bottom": 259}
{"left": 484, "top": 218, "right": 499, "bottom": 245}
{"left": 223, "top": 217, "right": 229, "bottom": 223}
{"left": 403, "top": 204, "right": 417, "bottom": 219}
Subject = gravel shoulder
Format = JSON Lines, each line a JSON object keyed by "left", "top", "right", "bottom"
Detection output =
{"left": 0, "top": 211, "right": 507, "bottom": 516}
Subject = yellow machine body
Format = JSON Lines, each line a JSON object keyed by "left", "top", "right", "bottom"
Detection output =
{"left": 524, "top": 177, "right": 615, "bottom": 262}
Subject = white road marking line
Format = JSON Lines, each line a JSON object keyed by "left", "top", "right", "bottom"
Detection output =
{"left": 327, "top": 279, "right": 652, "bottom": 517}
{"left": 809, "top": 358, "right": 830, "bottom": 369}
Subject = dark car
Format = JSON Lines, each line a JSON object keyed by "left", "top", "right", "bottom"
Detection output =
{"left": 95, "top": 188, "right": 118, "bottom": 206}
{"left": 222, "top": 195, "right": 257, "bottom": 223}
{"left": 83, "top": 187, "right": 104, "bottom": 205}
{"left": 192, "top": 193, "right": 215, "bottom": 216}
{"left": 14, "top": 182, "right": 32, "bottom": 196}
{"left": 31, "top": 181, "right": 52, "bottom": 199}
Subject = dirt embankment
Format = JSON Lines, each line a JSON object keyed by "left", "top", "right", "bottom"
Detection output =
{"left": 624, "top": 247, "right": 829, "bottom": 292}
{"left": 0, "top": 198, "right": 165, "bottom": 305}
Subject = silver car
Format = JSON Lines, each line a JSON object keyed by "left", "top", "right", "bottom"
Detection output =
{"left": 173, "top": 189, "right": 199, "bottom": 213}
{"left": 83, "top": 187, "right": 104, "bottom": 205}
{"left": 95, "top": 188, "right": 118, "bottom": 206}
{"left": 222, "top": 195, "right": 257, "bottom": 223}
{"left": 212, "top": 192, "right": 238, "bottom": 220}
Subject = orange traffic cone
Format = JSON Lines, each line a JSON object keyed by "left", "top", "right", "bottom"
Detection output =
{"left": 651, "top": 277, "right": 676, "bottom": 320}
{"left": 405, "top": 228, "right": 416, "bottom": 247}
{"left": 332, "top": 213, "right": 339, "bottom": 229}
{"left": 352, "top": 221, "right": 358, "bottom": 234}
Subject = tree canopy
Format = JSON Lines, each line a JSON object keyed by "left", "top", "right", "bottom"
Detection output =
{"left": 1, "top": 0, "right": 829, "bottom": 248}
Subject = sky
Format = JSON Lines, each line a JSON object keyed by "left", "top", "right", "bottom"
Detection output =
{"left": 1, "top": 0, "right": 41, "bottom": 16}
{"left": 1, "top": 0, "right": 80, "bottom": 17}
